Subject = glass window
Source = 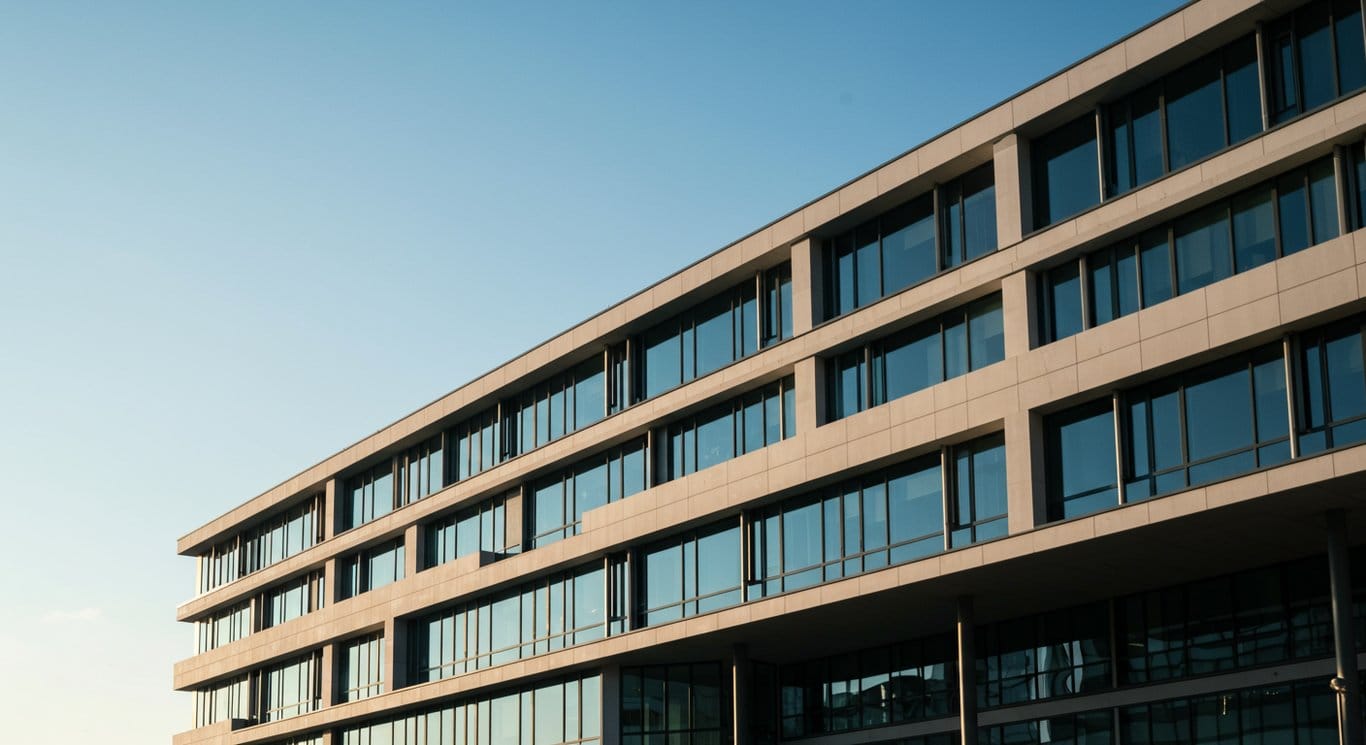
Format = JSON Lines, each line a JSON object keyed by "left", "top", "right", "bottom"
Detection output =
{"left": 943, "top": 163, "right": 998, "bottom": 267}
{"left": 881, "top": 195, "right": 937, "bottom": 296}
{"left": 1224, "top": 36, "right": 1263, "bottom": 145}
{"left": 948, "top": 433, "right": 1008, "bottom": 547}
{"left": 1268, "top": 0, "right": 1366, "bottom": 124}
{"left": 1165, "top": 53, "right": 1226, "bottom": 170}
{"left": 1033, "top": 115, "right": 1101, "bottom": 229}
{"left": 531, "top": 438, "right": 648, "bottom": 548}
{"left": 662, "top": 377, "right": 794, "bottom": 481}
{"left": 637, "top": 521, "right": 741, "bottom": 626}
{"left": 340, "top": 634, "right": 384, "bottom": 703}
{"left": 1231, "top": 186, "right": 1276, "bottom": 271}
{"left": 1299, "top": 319, "right": 1366, "bottom": 454}
{"left": 968, "top": 295, "right": 1004, "bottom": 370}
{"left": 1045, "top": 400, "right": 1117, "bottom": 521}
{"left": 1106, "top": 84, "right": 1163, "bottom": 196}
{"left": 1041, "top": 261, "right": 1083, "bottom": 344}
{"left": 1173, "top": 203, "right": 1232, "bottom": 295}
{"left": 1308, "top": 157, "right": 1340, "bottom": 244}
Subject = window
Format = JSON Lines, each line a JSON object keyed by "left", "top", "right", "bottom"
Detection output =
{"left": 984, "top": 709, "right": 1113, "bottom": 745}
{"left": 339, "top": 674, "right": 601, "bottom": 745}
{"left": 339, "top": 539, "right": 405, "bottom": 599}
{"left": 193, "top": 675, "right": 249, "bottom": 727}
{"left": 750, "top": 454, "right": 944, "bottom": 598}
{"left": 1124, "top": 346, "right": 1290, "bottom": 502}
{"left": 1120, "top": 677, "right": 1335, "bottom": 744}
{"left": 621, "top": 664, "right": 727, "bottom": 745}
{"left": 1032, "top": 115, "right": 1101, "bottom": 229}
{"left": 828, "top": 294, "right": 1004, "bottom": 421}
{"left": 661, "top": 376, "right": 795, "bottom": 480}
{"left": 260, "top": 570, "right": 325, "bottom": 630}
{"left": 1163, "top": 37, "right": 1261, "bottom": 171}
{"left": 824, "top": 165, "right": 997, "bottom": 320}
{"left": 256, "top": 651, "right": 321, "bottom": 723}
{"left": 1266, "top": 0, "right": 1366, "bottom": 125}
{"left": 424, "top": 491, "right": 512, "bottom": 569}
{"left": 397, "top": 435, "right": 444, "bottom": 508}
{"left": 340, "top": 633, "right": 384, "bottom": 702}
{"left": 197, "top": 495, "right": 322, "bottom": 594}
{"left": 529, "top": 437, "right": 648, "bottom": 548}
{"left": 762, "top": 263, "right": 793, "bottom": 348}
{"left": 1038, "top": 156, "right": 1341, "bottom": 345}
{"left": 1299, "top": 318, "right": 1366, "bottom": 454}
{"left": 449, "top": 407, "right": 501, "bottom": 482}
{"left": 196, "top": 601, "right": 251, "bottom": 653}
{"left": 948, "top": 433, "right": 1008, "bottom": 547}
{"left": 410, "top": 561, "right": 608, "bottom": 682}
{"left": 637, "top": 521, "right": 742, "bottom": 626}
{"left": 343, "top": 462, "right": 395, "bottom": 531}
{"left": 640, "top": 275, "right": 766, "bottom": 399}
{"left": 1045, "top": 400, "right": 1117, "bottom": 521}
{"left": 976, "top": 604, "right": 1111, "bottom": 709}
{"left": 1115, "top": 556, "right": 1351, "bottom": 686}
{"left": 779, "top": 634, "right": 955, "bottom": 737}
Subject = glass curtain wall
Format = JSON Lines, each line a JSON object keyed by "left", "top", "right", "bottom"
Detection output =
{"left": 824, "top": 164, "right": 997, "bottom": 320}
{"left": 827, "top": 294, "right": 1004, "bottom": 421}
{"left": 660, "top": 376, "right": 796, "bottom": 481}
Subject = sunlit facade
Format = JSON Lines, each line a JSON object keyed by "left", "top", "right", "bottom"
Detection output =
{"left": 176, "top": 1, "right": 1366, "bottom": 743}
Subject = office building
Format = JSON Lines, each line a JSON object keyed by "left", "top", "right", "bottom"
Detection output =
{"left": 174, "top": 1, "right": 1366, "bottom": 742}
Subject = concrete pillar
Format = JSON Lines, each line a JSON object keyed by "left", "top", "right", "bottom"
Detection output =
{"left": 403, "top": 524, "right": 420, "bottom": 577}
{"left": 1326, "top": 509, "right": 1362, "bottom": 745}
{"left": 992, "top": 134, "right": 1030, "bottom": 246}
{"left": 957, "top": 595, "right": 979, "bottom": 745}
{"left": 732, "top": 644, "right": 752, "bottom": 745}
{"left": 601, "top": 664, "right": 622, "bottom": 745}
{"left": 320, "top": 642, "right": 337, "bottom": 708}
{"left": 789, "top": 237, "right": 821, "bottom": 334}
{"left": 1000, "top": 271, "right": 1035, "bottom": 359}
{"left": 324, "top": 478, "right": 342, "bottom": 540}
{"left": 1004, "top": 411, "right": 1042, "bottom": 534}
{"left": 794, "top": 356, "right": 822, "bottom": 433}
{"left": 324, "top": 556, "right": 341, "bottom": 604}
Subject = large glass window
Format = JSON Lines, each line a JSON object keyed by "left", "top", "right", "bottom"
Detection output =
{"left": 779, "top": 634, "right": 955, "bottom": 738}
{"left": 824, "top": 165, "right": 997, "bottom": 320}
{"left": 637, "top": 520, "right": 742, "bottom": 626}
{"left": 339, "top": 633, "right": 384, "bottom": 703}
{"left": 948, "top": 433, "right": 1008, "bottom": 547}
{"left": 640, "top": 276, "right": 766, "bottom": 399}
{"left": 529, "top": 438, "right": 648, "bottom": 549}
{"left": 1032, "top": 115, "right": 1101, "bottom": 229}
{"left": 1266, "top": 0, "right": 1366, "bottom": 125}
{"left": 410, "top": 561, "right": 608, "bottom": 682}
{"left": 1038, "top": 156, "right": 1341, "bottom": 345}
{"left": 1299, "top": 318, "right": 1366, "bottom": 454}
{"left": 260, "top": 570, "right": 325, "bottom": 630}
{"left": 256, "top": 651, "right": 321, "bottom": 723}
{"left": 343, "top": 462, "right": 395, "bottom": 531}
{"left": 339, "top": 674, "right": 601, "bottom": 745}
{"left": 1121, "top": 677, "right": 1336, "bottom": 744}
{"left": 750, "top": 453, "right": 944, "bottom": 598}
{"left": 1045, "top": 400, "right": 1117, "bottom": 521}
{"left": 196, "top": 601, "right": 251, "bottom": 653}
{"left": 423, "top": 491, "right": 512, "bottom": 569}
{"left": 976, "top": 603, "right": 1111, "bottom": 709}
{"left": 339, "top": 539, "right": 405, "bottom": 600}
{"left": 193, "top": 675, "right": 249, "bottom": 727}
{"left": 397, "top": 435, "right": 444, "bottom": 509}
{"left": 762, "top": 263, "right": 793, "bottom": 348}
{"left": 828, "top": 294, "right": 1003, "bottom": 421}
{"left": 662, "top": 376, "right": 795, "bottom": 480}
{"left": 198, "top": 495, "right": 322, "bottom": 594}
{"left": 1124, "top": 346, "right": 1290, "bottom": 502}
{"left": 621, "top": 664, "right": 727, "bottom": 745}
{"left": 984, "top": 710, "right": 1113, "bottom": 745}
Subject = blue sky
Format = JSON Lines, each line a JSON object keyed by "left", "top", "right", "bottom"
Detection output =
{"left": 0, "top": 2, "right": 1183, "bottom": 740}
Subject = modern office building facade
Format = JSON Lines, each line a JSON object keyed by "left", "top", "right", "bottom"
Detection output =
{"left": 175, "top": 1, "right": 1366, "bottom": 742}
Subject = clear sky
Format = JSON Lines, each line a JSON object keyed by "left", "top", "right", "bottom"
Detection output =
{"left": 0, "top": 2, "right": 1184, "bottom": 741}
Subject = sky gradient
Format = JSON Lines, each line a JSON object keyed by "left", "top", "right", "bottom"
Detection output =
{"left": 0, "top": 2, "right": 1184, "bottom": 741}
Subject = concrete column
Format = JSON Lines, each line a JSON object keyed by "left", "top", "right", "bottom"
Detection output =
{"left": 1004, "top": 411, "right": 1042, "bottom": 534}
{"left": 957, "top": 596, "right": 979, "bottom": 745}
{"left": 789, "top": 237, "right": 821, "bottom": 334}
{"left": 320, "top": 641, "right": 337, "bottom": 708}
{"left": 601, "top": 664, "right": 622, "bottom": 745}
{"left": 1326, "top": 509, "right": 1362, "bottom": 745}
{"left": 794, "top": 356, "right": 822, "bottom": 432}
{"left": 323, "top": 478, "right": 341, "bottom": 540}
{"left": 732, "top": 644, "right": 752, "bottom": 745}
{"left": 1000, "top": 271, "right": 1035, "bottom": 359}
{"left": 992, "top": 134, "right": 1030, "bottom": 246}
{"left": 324, "top": 556, "right": 341, "bottom": 604}
{"left": 403, "top": 523, "right": 420, "bottom": 577}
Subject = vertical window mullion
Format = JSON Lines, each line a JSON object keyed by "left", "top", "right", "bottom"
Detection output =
{"left": 1284, "top": 335, "right": 1300, "bottom": 459}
